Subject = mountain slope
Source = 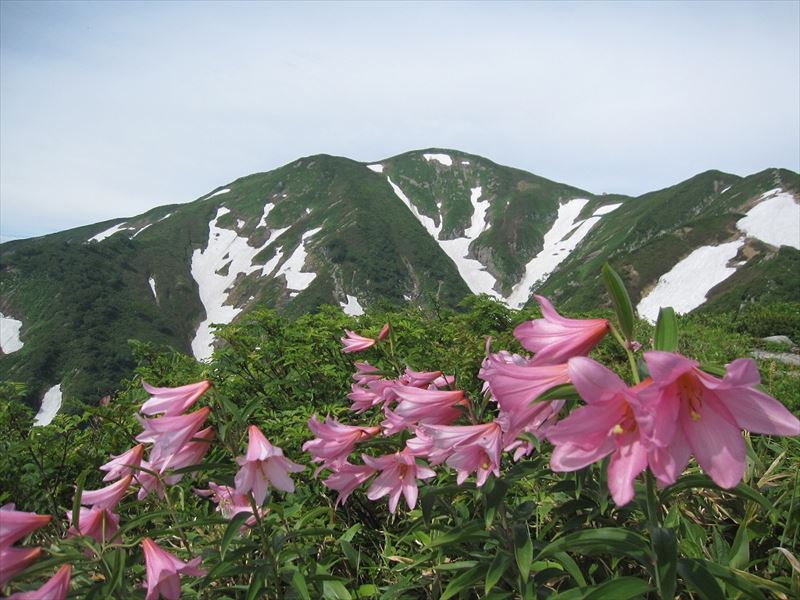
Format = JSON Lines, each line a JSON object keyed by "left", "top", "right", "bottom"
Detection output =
{"left": 1, "top": 149, "right": 798, "bottom": 415}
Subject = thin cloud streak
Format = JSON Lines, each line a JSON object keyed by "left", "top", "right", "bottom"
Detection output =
{"left": 1, "top": 1, "right": 798, "bottom": 239}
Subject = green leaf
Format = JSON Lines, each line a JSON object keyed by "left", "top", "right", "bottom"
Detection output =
{"left": 355, "top": 584, "right": 378, "bottom": 597}
{"left": 677, "top": 559, "right": 726, "bottom": 600}
{"left": 513, "top": 524, "right": 533, "bottom": 580}
{"left": 485, "top": 552, "right": 512, "bottom": 594}
{"left": 247, "top": 574, "right": 265, "bottom": 600}
{"left": 660, "top": 474, "right": 774, "bottom": 514}
{"left": 650, "top": 527, "right": 677, "bottom": 600}
{"left": 322, "top": 579, "right": 352, "bottom": 600}
{"left": 536, "top": 384, "right": 581, "bottom": 403}
{"left": 220, "top": 512, "right": 251, "bottom": 560}
{"left": 484, "top": 478, "right": 508, "bottom": 528}
{"left": 654, "top": 307, "right": 678, "bottom": 352}
{"left": 552, "top": 552, "right": 587, "bottom": 587}
{"left": 583, "top": 577, "right": 654, "bottom": 600}
{"left": 106, "top": 548, "right": 126, "bottom": 593}
{"left": 727, "top": 522, "right": 749, "bottom": 570}
{"left": 537, "top": 527, "right": 652, "bottom": 566}
{"left": 602, "top": 263, "right": 635, "bottom": 340}
{"left": 290, "top": 569, "right": 311, "bottom": 600}
{"left": 340, "top": 539, "right": 359, "bottom": 570}
{"left": 440, "top": 564, "right": 488, "bottom": 600}
{"left": 71, "top": 468, "right": 91, "bottom": 532}
{"left": 428, "top": 522, "right": 487, "bottom": 548}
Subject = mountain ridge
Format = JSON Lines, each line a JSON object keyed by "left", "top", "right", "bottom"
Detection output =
{"left": 1, "top": 149, "right": 798, "bottom": 415}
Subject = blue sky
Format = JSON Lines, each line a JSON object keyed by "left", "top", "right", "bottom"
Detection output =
{"left": 1, "top": 0, "right": 798, "bottom": 241}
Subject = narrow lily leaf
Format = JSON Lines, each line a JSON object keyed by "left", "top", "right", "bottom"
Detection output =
{"left": 650, "top": 527, "right": 677, "bottom": 600}
{"left": 676, "top": 559, "right": 727, "bottom": 600}
{"left": 484, "top": 478, "right": 509, "bottom": 528}
{"left": 552, "top": 552, "right": 587, "bottom": 587}
{"left": 536, "top": 527, "right": 652, "bottom": 566}
{"left": 602, "top": 262, "right": 635, "bottom": 340}
{"left": 322, "top": 579, "right": 352, "bottom": 600}
{"left": 220, "top": 512, "right": 252, "bottom": 560}
{"left": 71, "top": 467, "right": 91, "bottom": 532}
{"left": 660, "top": 475, "right": 774, "bottom": 514}
{"left": 583, "top": 577, "right": 654, "bottom": 600}
{"left": 440, "top": 565, "right": 487, "bottom": 600}
{"left": 536, "top": 384, "right": 581, "bottom": 403}
{"left": 107, "top": 548, "right": 126, "bottom": 593}
{"left": 247, "top": 574, "right": 265, "bottom": 600}
{"left": 290, "top": 570, "right": 311, "bottom": 600}
{"left": 654, "top": 307, "right": 678, "bottom": 352}
{"left": 513, "top": 524, "right": 533, "bottom": 581}
{"left": 485, "top": 552, "right": 512, "bottom": 594}
{"left": 727, "top": 522, "right": 749, "bottom": 570}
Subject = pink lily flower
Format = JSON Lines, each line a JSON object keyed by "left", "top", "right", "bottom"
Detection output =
{"left": 142, "top": 538, "right": 206, "bottom": 600}
{"left": 100, "top": 444, "right": 145, "bottom": 482}
{"left": 405, "top": 428, "right": 452, "bottom": 465}
{"left": 547, "top": 357, "right": 655, "bottom": 505}
{"left": 352, "top": 361, "right": 382, "bottom": 385}
{"left": 234, "top": 425, "right": 304, "bottom": 505}
{"left": 0, "top": 505, "right": 51, "bottom": 548}
{"left": 392, "top": 385, "right": 466, "bottom": 425}
{"left": 160, "top": 427, "right": 215, "bottom": 484}
{"left": 136, "top": 407, "right": 211, "bottom": 471}
{"left": 7, "top": 563, "right": 72, "bottom": 600}
{"left": 66, "top": 506, "right": 120, "bottom": 545}
{"left": 362, "top": 450, "right": 436, "bottom": 513}
{"left": 140, "top": 380, "right": 211, "bottom": 416}
{"left": 322, "top": 462, "right": 377, "bottom": 506}
{"left": 400, "top": 368, "right": 443, "bottom": 387}
{"left": 196, "top": 482, "right": 262, "bottom": 521}
{"left": 378, "top": 323, "right": 391, "bottom": 340}
{"left": 80, "top": 475, "right": 133, "bottom": 511}
{"left": 136, "top": 460, "right": 167, "bottom": 501}
{"left": 640, "top": 352, "right": 800, "bottom": 489}
{"left": 341, "top": 330, "right": 377, "bottom": 353}
{"left": 423, "top": 422, "right": 504, "bottom": 486}
{"left": 513, "top": 295, "right": 609, "bottom": 365}
{"left": 481, "top": 354, "right": 569, "bottom": 442}
{"left": 0, "top": 546, "right": 42, "bottom": 587}
{"left": 303, "top": 415, "right": 380, "bottom": 472}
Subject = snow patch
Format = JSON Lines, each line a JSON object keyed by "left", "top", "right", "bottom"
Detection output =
{"left": 736, "top": 189, "right": 799, "bottom": 249}
{"left": 387, "top": 177, "right": 441, "bottom": 238}
{"left": 236, "top": 219, "right": 246, "bottom": 229}
{"left": 367, "top": 164, "right": 384, "bottom": 173}
{"left": 305, "top": 208, "right": 311, "bottom": 215}
{"left": 159, "top": 213, "right": 173, "bottom": 222}
{"left": 0, "top": 312, "right": 24, "bottom": 353}
{"left": 461, "top": 161, "right": 470, "bottom": 165}
{"left": 341, "top": 294, "right": 365, "bottom": 316}
{"left": 148, "top": 276, "right": 157, "bottom": 300}
{"left": 423, "top": 153, "right": 453, "bottom": 166}
{"left": 257, "top": 203, "right": 275, "bottom": 229}
{"left": 260, "top": 247, "right": 285, "bottom": 277}
{"left": 507, "top": 198, "right": 617, "bottom": 309}
{"left": 721, "top": 185, "right": 732, "bottom": 194}
{"left": 438, "top": 186, "right": 501, "bottom": 298}
{"left": 88, "top": 222, "right": 129, "bottom": 243}
{"left": 131, "top": 223, "right": 152, "bottom": 238}
{"left": 190, "top": 207, "right": 272, "bottom": 361}
{"left": 637, "top": 239, "right": 745, "bottom": 323}
{"left": 205, "top": 188, "right": 231, "bottom": 200}
{"left": 34, "top": 384, "right": 62, "bottom": 427}
{"left": 592, "top": 203, "right": 623, "bottom": 216}
{"left": 275, "top": 227, "right": 322, "bottom": 291}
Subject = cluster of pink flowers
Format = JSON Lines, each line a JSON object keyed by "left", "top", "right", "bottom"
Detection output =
{"left": 0, "top": 503, "right": 60, "bottom": 594}
{"left": 311, "top": 297, "right": 800, "bottom": 512}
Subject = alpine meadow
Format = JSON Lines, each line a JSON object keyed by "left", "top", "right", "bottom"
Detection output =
{"left": 1, "top": 146, "right": 799, "bottom": 599}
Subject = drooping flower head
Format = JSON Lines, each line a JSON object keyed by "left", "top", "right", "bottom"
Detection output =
{"left": 0, "top": 504, "right": 51, "bottom": 548}
{"left": 234, "top": 425, "right": 304, "bottom": 505}
{"left": 0, "top": 546, "right": 42, "bottom": 587}
{"left": 79, "top": 475, "right": 133, "bottom": 511}
{"left": 100, "top": 444, "right": 145, "bottom": 482}
{"left": 640, "top": 352, "right": 800, "bottom": 489}
{"left": 66, "top": 506, "right": 121, "bottom": 545}
{"left": 422, "top": 422, "right": 503, "bottom": 487}
{"left": 362, "top": 450, "right": 436, "bottom": 513}
{"left": 322, "top": 462, "right": 377, "bottom": 507}
{"left": 341, "top": 330, "right": 377, "bottom": 353}
{"left": 136, "top": 408, "right": 211, "bottom": 472}
{"left": 140, "top": 380, "right": 211, "bottom": 416}
{"left": 514, "top": 295, "right": 609, "bottom": 365}
{"left": 303, "top": 415, "right": 380, "bottom": 473}
{"left": 142, "top": 538, "right": 206, "bottom": 600}
{"left": 7, "top": 563, "right": 72, "bottom": 600}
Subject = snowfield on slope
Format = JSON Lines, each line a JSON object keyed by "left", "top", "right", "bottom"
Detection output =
{"left": 737, "top": 189, "right": 800, "bottom": 249}
{"left": 423, "top": 153, "right": 453, "bottom": 166}
{"left": 148, "top": 276, "right": 158, "bottom": 300}
{"left": 438, "top": 187, "right": 501, "bottom": 298}
{"left": 0, "top": 312, "right": 24, "bottom": 353}
{"left": 191, "top": 207, "right": 273, "bottom": 361}
{"left": 88, "top": 222, "right": 130, "bottom": 243}
{"left": 275, "top": 227, "right": 322, "bottom": 291}
{"left": 34, "top": 384, "right": 62, "bottom": 427}
{"left": 506, "top": 200, "right": 622, "bottom": 309}
{"left": 341, "top": 294, "right": 365, "bottom": 316}
{"left": 637, "top": 239, "right": 745, "bottom": 322}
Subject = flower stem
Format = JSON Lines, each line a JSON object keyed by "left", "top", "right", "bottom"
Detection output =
{"left": 645, "top": 470, "right": 661, "bottom": 528}
{"left": 609, "top": 322, "right": 640, "bottom": 385}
